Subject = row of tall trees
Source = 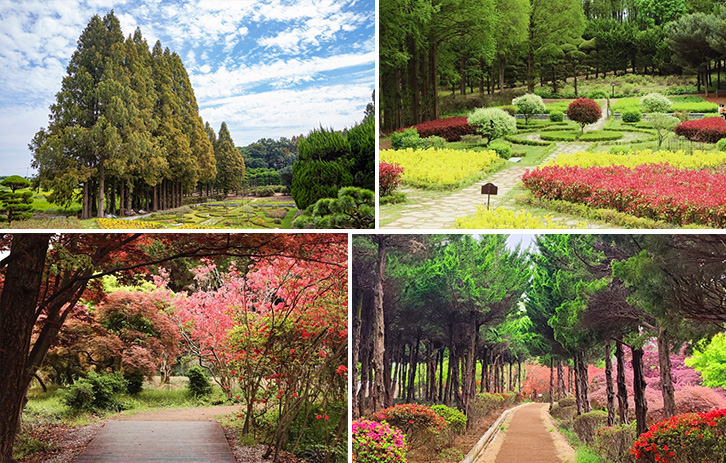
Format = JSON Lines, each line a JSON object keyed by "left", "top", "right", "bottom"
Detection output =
{"left": 381, "top": 0, "right": 726, "bottom": 131}
{"left": 354, "top": 234, "right": 726, "bottom": 439}
{"left": 30, "top": 12, "right": 244, "bottom": 219}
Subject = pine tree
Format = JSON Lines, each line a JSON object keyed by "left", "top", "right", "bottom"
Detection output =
{"left": 214, "top": 122, "right": 245, "bottom": 195}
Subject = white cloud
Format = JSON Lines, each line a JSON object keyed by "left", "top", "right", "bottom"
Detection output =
{"left": 0, "top": 105, "right": 51, "bottom": 174}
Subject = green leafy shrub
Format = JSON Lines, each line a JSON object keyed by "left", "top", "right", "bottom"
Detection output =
{"left": 717, "top": 139, "right": 726, "bottom": 153}
{"left": 186, "top": 366, "right": 212, "bottom": 397}
{"left": 352, "top": 419, "right": 407, "bottom": 463}
{"left": 579, "top": 130, "right": 623, "bottom": 141}
{"left": 573, "top": 410, "right": 608, "bottom": 445}
{"left": 460, "top": 134, "right": 484, "bottom": 145}
{"left": 430, "top": 404, "right": 467, "bottom": 434}
{"left": 512, "top": 93, "right": 546, "bottom": 124}
{"left": 293, "top": 187, "right": 374, "bottom": 229}
{"left": 467, "top": 107, "right": 517, "bottom": 144}
{"left": 346, "top": 117, "right": 375, "bottom": 191}
{"left": 640, "top": 93, "right": 672, "bottom": 113}
{"left": 539, "top": 131, "right": 580, "bottom": 142}
{"left": 588, "top": 90, "right": 608, "bottom": 99}
{"left": 549, "top": 111, "right": 564, "bottom": 122}
{"left": 419, "top": 135, "right": 446, "bottom": 149}
{"left": 489, "top": 141, "right": 512, "bottom": 159}
{"left": 124, "top": 373, "right": 144, "bottom": 395}
{"left": 62, "top": 371, "right": 128, "bottom": 411}
{"left": 592, "top": 422, "right": 637, "bottom": 463}
{"left": 500, "top": 105, "right": 518, "bottom": 116}
{"left": 622, "top": 109, "right": 642, "bottom": 123}
{"left": 391, "top": 128, "right": 422, "bottom": 150}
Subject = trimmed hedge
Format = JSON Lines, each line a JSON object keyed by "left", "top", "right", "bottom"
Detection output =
{"left": 401, "top": 117, "right": 477, "bottom": 142}
{"left": 674, "top": 116, "right": 726, "bottom": 143}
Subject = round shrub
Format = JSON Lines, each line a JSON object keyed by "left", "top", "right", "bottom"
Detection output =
{"left": 499, "top": 105, "right": 518, "bottom": 116}
{"left": 124, "top": 372, "right": 144, "bottom": 395}
{"left": 374, "top": 404, "right": 446, "bottom": 449}
{"left": 391, "top": 128, "right": 421, "bottom": 150}
{"left": 291, "top": 159, "right": 353, "bottom": 210}
{"left": 62, "top": 379, "right": 95, "bottom": 411}
{"left": 62, "top": 371, "right": 128, "bottom": 412}
{"left": 622, "top": 109, "right": 642, "bottom": 123}
{"left": 631, "top": 409, "right": 726, "bottom": 462}
{"left": 512, "top": 93, "right": 546, "bottom": 124}
{"left": 573, "top": 410, "right": 608, "bottom": 445}
{"left": 467, "top": 107, "right": 517, "bottom": 144}
{"left": 674, "top": 116, "right": 726, "bottom": 143}
{"left": 593, "top": 422, "right": 637, "bottom": 463}
{"left": 346, "top": 116, "right": 375, "bottom": 191}
{"left": 489, "top": 141, "right": 512, "bottom": 159}
{"left": 186, "top": 366, "right": 212, "bottom": 397}
{"left": 640, "top": 93, "right": 672, "bottom": 113}
{"left": 549, "top": 111, "right": 565, "bottom": 122}
{"left": 430, "top": 404, "right": 467, "bottom": 434}
{"left": 718, "top": 138, "right": 726, "bottom": 152}
{"left": 419, "top": 135, "right": 446, "bottom": 149}
{"left": 566, "top": 98, "right": 601, "bottom": 132}
{"left": 352, "top": 419, "right": 407, "bottom": 463}
{"left": 588, "top": 90, "right": 608, "bottom": 99}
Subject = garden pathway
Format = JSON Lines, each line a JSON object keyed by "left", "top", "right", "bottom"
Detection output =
{"left": 382, "top": 107, "right": 609, "bottom": 229}
{"left": 474, "top": 403, "right": 574, "bottom": 463}
{"left": 75, "top": 407, "right": 238, "bottom": 462}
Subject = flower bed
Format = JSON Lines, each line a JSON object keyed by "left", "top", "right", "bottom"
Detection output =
{"left": 674, "top": 116, "right": 726, "bottom": 143}
{"left": 380, "top": 148, "right": 503, "bottom": 190}
{"left": 374, "top": 404, "right": 446, "bottom": 450}
{"left": 455, "top": 206, "right": 575, "bottom": 229}
{"left": 399, "top": 117, "right": 478, "bottom": 142}
{"left": 631, "top": 408, "right": 726, "bottom": 463}
{"left": 549, "top": 149, "right": 726, "bottom": 170}
{"left": 97, "top": 218, "right": 163, "bottom": 229}
{"left": 522, "top": 164, "right": 726, "bottom": 227}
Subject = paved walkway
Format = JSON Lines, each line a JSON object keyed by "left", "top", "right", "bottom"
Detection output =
{"left": 381, "top": 105, "right": 609, "bottom": 229}
{"left": 475, "top": 403, "right": 574, "bottom": 463}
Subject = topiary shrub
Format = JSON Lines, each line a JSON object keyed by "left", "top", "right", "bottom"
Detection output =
{"left": 489, "top": 141, "right": 512, "bottom": 159}
{"left": 346, "top": 117, "right": 375, "bottom": 191}
{"left": 622, "top": 109, "right": 642, "bottom": 123}
{"left": 592, "top": 422, "right": 637, "bottom": 463}
{"left": 430, "top": 404, "right": 467, "bottom": 434}
{"left": 500, "top": 105, "right": 519, "bottom": 116}
{"left": 291, "top": 127, "right": 354, "bottom": 210}
{"left": 419, "top": 135, "right": 446, "bottom": 149}
{"left": 374, "top": 404, "right": 446, "bottom": 449}
{"left": 512, "top": 93, "right": 546, "bottom": 124}
{"left": 549, "top": 111, "right": 565, "bottom": 122}
{"left": 566, "top": 98, "right": 601, "bottom": 133}
{"left": 391, "top": 128, "right": 422, "bottom": 150}
{"left": 674, "top": 116, "right": 726, "bottom": 143}
{"left": 379, "top": 162, "right": 405, "bottom": 197}
{"left": 640, "top": 92, "right": 672, "bottom": 113}
{"left": 467, "top": 107, "right": 518, "bottom": 145}
{"left": 292, "top": 187, "right": 374, "bottom": 229}
{"left": 573, "top": 410, "right": 608, "bottom": 445}
{"left": 352, "top": 419, "right": 407, "bottom": 463}
{"left": 186, "top": 366, "right": 212, "bottom": 397}
{"left": 717, "top": 138, "right": 726, "bottom": 152}
{"left": 407, "top": 117, "right": 477, "bottom": 141}
{"left": 631, "top": 409, "right": 726, "bottom": 462}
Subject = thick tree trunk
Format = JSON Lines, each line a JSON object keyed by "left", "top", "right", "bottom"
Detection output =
{"left": 97, "top": 163, "right": 105, "bottom": 218}
{"left": 557, "top": 361, "right": 566, "bottom": 399}
{"left": 460, "top": 55, "right": 467, "bottom": 96}
{"left": 352, "top": 295, "right": 362, "bottom": 419}
{"left": 657, "top": 329, "right": 676, "bottom": 419}
{"left": 605, "top": 341, "right": 615, "bottom": 426}
{"left": 0, "top": 234, "right": 51, "bottom": 463}
{"left": 616, "top": 340, "right": 629, "bottom": 424}
{"left": 371, "top": 241, "right": 387, "bottom": 412}
{"left": 82, "top": 182, "right": 90, "bottom": 219}
{"left": 632, "top": 346, "right": 648, "bottom": 436}
{"left": 575, "top": 352, "right": 591, "bottom": 414}
{"left": 549, "top": 358, "right": 555, "bottom": 409}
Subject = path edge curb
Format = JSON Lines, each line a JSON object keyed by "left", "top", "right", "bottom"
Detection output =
{"left": 459, "top": 402, "right": 529, "bottom": 463}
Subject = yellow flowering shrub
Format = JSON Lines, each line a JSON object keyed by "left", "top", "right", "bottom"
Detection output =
{"left": 549, "top": 149, "right": 726, "bottom": 170}
{"left": 454, "top": 207, "right": 582, "bottom": 229}
{"left": 380, "top": 148, "right": 504, "bottom": 189}
{"left": 96, "top": 218, "right": 163, "bottom": 229}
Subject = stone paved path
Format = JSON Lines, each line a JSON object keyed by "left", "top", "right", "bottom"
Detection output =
{"left": 381, "top": 106, "right": 608, "bottom": 229}
{"left": 75, "top": 421, "right": 236, "bottom": 462}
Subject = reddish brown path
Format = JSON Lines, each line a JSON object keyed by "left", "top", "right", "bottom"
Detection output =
{"left": 493, "top": 403, "right": 561, "bottom": 463}
{"left": 75, "top": 420, "right": 236, "bottom": 462}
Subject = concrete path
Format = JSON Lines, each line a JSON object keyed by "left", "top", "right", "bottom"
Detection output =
{"left": 75, "top": 421, "right": 236, "bottom": 463}
{"left": 474, "top": 403, "right": 574, "bottom": 463}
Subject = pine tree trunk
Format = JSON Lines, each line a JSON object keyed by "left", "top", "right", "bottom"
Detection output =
{"left": 557, "top": 361, "right": 566, "bottom": 399}
{"left": 97, "top": 163, "right": 105, "bottom": 218}
{"left": 82, "top": 182, "right": 90, "bottom": 219}
{"left": 371, "top": 241, "right": 387, "bottom": 412}
{"left": 577, "top": 353, "right": 591, "bottom": 413}
{"left": 658, "top": 329, "right": 676, "bottom": 419}
{"left": 632, "top": 346, "right": 648, "bottom": 436}
{"left": 352, "top": 295, "right": 362, "bottom": 419}
{"left": 605, "top": 341, "right": 615, "bottom": 426}
{"left": 0, "top": 234, "right": 51, "bottom": 463}
{"left": 549, "top": 358, "right": 555, "bottom": 409}
{"left": 616, "top": 340, "right": 629, "bottom": 424}
{"left": 430, "top": 40, "right": 439, "bottom": 120}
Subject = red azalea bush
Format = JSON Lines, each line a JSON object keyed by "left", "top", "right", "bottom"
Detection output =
{"left": 674, "top": 116, "right": 726, "bottom": 143}
{"left": 566, "top": 98, "right": 601, "bottom": 131}
{"left": 522, "top": 164, "right": 726, "bottom": 227}
{"left": 398, "top": 117, "right": 478, "bottom": 142}
{"left": 374, "top": 404, "right": 446, "bottom": 449}
{"left": 379, "top": 162, "right": 405, "bottom": 196}
{"left": 631, "top": 409, "right": 726, "bottom": 463}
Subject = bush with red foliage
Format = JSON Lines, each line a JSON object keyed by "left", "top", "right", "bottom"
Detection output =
{"left": 631, "top": 408, "right": 726, "bottom": 462}
{"left": 379, "top": 162, "right": 404, "bottom": 196}
{"left": 398, "top": 117, "right": 478, "bottom": 142}
{"left": 374, "top": 403, "right": 446, "bottom": 449}
{"left": 674, "top": 116, "right": 726, "bottom": 143}
{"left": 566, "top": 98, "right": 601, "bottom": 132}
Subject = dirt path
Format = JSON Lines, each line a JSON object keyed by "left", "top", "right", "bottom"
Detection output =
{"left": 474, "top": 403, "right": 574, "bottom": 463}
{"left": 113, "top": 405, "right": 240, "bottom": 421}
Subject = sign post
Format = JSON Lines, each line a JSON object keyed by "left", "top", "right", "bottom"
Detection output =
{"left": 480, "top": 183, "right": 498, "bottom": 210}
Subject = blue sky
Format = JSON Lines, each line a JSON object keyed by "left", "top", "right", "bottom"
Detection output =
{"left": 0, "top": 0, "right": 375, "bottom": 175}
